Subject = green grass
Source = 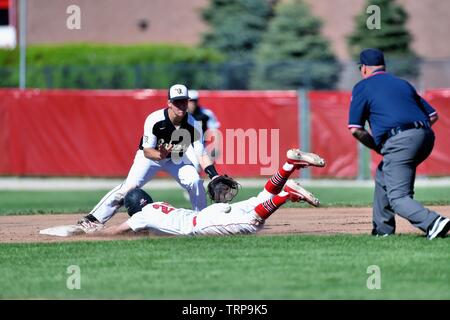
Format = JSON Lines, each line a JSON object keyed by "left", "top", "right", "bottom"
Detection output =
{"left": 303, "top": 186, "right": 450, "bottom": 207}
{"left": 0, "top": 186, "right": 448, "bottom": 215}
{"left": 0, "top": 189, "right": 192, "bottom": 215}
{"left": 1, "top": 235, "right": 449, "bottom": 299}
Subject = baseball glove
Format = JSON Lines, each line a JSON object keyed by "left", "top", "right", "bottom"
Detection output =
{"left": 207, "top": 175, "right": 240, "bottom": 203}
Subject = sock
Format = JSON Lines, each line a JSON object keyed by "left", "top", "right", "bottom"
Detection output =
{"left": 86, "top": 214, "right": 99, "bottom": 223}
{"left": 264, "top": 162, "right": 295, "bottom": 195}
{"left": 254, "top": 193, "right": 289, "bottom": 219}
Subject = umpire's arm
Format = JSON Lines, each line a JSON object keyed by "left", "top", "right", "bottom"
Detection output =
{"left": 350, "top": 127, "right": 381, "bottom": 154}
{"left": 430, "top": 114, "right": 439, "bottom": 125}
{"left": 348, "top": 82, "right": 381, "bottom": 154}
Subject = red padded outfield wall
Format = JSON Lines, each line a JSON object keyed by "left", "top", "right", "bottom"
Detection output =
{"left": 0, "top": 89, "right": 299, "bottom": 177}
{"left": 308, "top": 90, "right": 450, "bottom": 178}
{"left": 416, "top": 89, "right": 450, "bottom": 176}
{"left": 309, "top": 91, "right": 357, "bottom": 178}
{"left": 0, "top": 89, "right": 167, "bottom": 176}
{"left": 0, "top": 89, "right": 449, "bottom": 178}
{"left": 368, "top": 89, "right": 450, "bottom": 176}
{"left": 194, "top": 91, "right": 299, "bottom": 176}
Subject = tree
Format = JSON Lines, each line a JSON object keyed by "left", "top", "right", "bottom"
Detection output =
{"left": 251, "top": 0, "right": 339, "bottom": 89}
{"left": 348, "top": 0, "right": 419, "bottom": 79}
{"left": 201, "top": 0, "right": 275, "bottom": 89}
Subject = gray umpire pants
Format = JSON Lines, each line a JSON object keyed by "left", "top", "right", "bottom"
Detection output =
{"left": 373, "top": 127, "right": 440, "bottom": 235}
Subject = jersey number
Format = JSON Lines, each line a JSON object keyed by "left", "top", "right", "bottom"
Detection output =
{"left": 152, "top": 203, "right": 175, "bottom": 214}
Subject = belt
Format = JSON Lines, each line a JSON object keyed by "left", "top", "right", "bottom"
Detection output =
{"left": 386, "top": 121, "right": 430, "bottom": 140}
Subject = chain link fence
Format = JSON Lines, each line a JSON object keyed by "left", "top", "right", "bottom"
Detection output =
{"left": 1, "top": 59, "right": 450, "bottom": 90}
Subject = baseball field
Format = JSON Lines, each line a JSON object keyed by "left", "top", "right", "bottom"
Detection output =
{"left": 1, "top": 184, "right": 449, "bottom": 299}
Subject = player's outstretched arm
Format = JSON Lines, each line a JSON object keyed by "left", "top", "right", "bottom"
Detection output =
{"left": 87, "top": 222, "right": 132, "bottom": 236}
{"left": 198, "top": 153, "right": 214, "bottom": 171}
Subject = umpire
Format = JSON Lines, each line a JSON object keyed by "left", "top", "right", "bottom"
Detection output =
{"left": 348, "top": 48, "right": 450, "bottom": 240}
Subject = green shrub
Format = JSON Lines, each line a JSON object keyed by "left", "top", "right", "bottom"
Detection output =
{"left": 0, "top": 44, "right": 225, "bottom": 89}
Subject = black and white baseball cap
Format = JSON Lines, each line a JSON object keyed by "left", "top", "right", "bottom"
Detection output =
{"left": 188, "top": 90, "right": 199, "bottom": 101}
{"left": 168, "top": 84, "right": 190, "bottom": 101}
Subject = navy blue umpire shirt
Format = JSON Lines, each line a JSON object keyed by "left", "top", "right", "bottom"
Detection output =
{"left": 348, "top": 70, "right": 438, "bottom": 147}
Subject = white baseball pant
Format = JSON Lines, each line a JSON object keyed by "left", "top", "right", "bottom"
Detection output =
{"left": 90, "top": 150, "right": 207, "bottom": 224}
{"left": 192, "top": 189, "right": 273, "bottom": 236}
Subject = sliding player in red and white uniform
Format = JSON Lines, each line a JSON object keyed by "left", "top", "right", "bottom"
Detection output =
{"left": 87, "top": 149, "right": 325, "bottom": 237}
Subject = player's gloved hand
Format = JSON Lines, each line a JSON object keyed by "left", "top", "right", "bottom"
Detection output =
{"left": 207, "top": 174, "right": 240, "bottom": 203}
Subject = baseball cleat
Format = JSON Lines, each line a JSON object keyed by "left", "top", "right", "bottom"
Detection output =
{"left": 287, "top": 149, "right": 326, "bottom": 167}
{"left": 284, "top": 179, "right": 320, "bottom": 207}
{"left": 77, "top": 215, "right": 104, "bottom": 233}
{"left": 427, "top": 216, "right": 450, "bottom": 240}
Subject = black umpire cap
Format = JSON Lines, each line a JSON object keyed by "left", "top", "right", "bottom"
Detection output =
{"left": 358, "top": 48, "right": 386, "bottom": 66}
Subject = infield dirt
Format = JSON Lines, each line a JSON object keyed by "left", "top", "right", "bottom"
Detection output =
{"left": 2, "top": 206, "right": 449, "bottom": 243}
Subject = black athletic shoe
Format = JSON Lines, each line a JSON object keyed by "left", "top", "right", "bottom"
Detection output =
{"left": 427, "top": 216, "right": 450, "bottom": 240}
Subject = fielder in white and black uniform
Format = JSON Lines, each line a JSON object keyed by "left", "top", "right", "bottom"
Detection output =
{"left": 184, "top": 90, "right": 221, "bottom": 172}
{"left": 78, "top": 84, "right": 223, "bottom": 228}
{"left": 85, "top": 149, "right": 326, "bottom": 237}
